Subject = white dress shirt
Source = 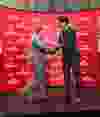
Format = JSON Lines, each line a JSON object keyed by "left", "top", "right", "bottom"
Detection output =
{"left": 56, "top": 31, "right": 64, "bottom": 47}
{"left": 32, "top": 32, "right": 47, "bottom": 48}
{"left": 57, "top": 32, "right": 60, "bottom": 41}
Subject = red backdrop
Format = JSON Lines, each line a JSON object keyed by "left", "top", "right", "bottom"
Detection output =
{"left": 0, "top": 7, "right": 97, "bottom": 92}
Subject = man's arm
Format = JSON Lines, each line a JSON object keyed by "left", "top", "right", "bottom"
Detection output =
{"left": 17, "top": 48, "right": 33, "bottom": 96}
{"left": 32, "top": 33, "right": 47, "bottom": 48}
{"left": 17, "top": 79, "right": 32, "bottom": 96}
{"left": 24, "top": 48, "right": 33, "bottom": 64}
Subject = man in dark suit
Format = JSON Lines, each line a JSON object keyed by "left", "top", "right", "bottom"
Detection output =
{"left": 56, "top": 16, "right": 80, "bottom": 104}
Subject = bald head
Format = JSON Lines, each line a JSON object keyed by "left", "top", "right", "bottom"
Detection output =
{"left": 32, "top": 17, "right": 41, "bottom": 33}
{"left": 41, "top": 24, "right": 48, "bottom": 32}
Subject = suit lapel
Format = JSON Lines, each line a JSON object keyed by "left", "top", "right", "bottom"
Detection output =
{"left": 58, "top": 31, "right": 64, "bottom": 45}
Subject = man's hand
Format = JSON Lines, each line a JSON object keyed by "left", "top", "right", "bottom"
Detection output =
{"left": 18, "top": 79, "right": 32, "bottom": 96}
{"left": 24, "top": 48, "right": 33, "bottom": 63}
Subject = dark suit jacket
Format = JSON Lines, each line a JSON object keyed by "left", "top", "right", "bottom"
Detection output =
{"left": 58, "top": 27, "right": 76, "bottom": 64}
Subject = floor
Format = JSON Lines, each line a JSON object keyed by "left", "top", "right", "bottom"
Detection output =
{"left": 0, "top": 88, "right": 100, "bottom": 112}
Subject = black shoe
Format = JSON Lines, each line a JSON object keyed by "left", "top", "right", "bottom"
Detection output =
{"left": 32, "top": 99, "right": 40, "bottom": 104}
{"left": 24, "top": 99, "right": 31, "bottom": 104}
{"left": 65, "top": 96, "right": 72, "bottom": 104}
{"left": 40, "top": 96, "right": 48, "bottom": 102}
{"left": 75, "top": 98, "right": 80, "bottom": 104}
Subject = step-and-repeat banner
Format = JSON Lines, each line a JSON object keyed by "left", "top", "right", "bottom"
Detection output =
{"left": 1, "top": 0, "right": 100, "bottom": 10}
{"left": 0, "top": 7, "right": 97, "bottom": 91}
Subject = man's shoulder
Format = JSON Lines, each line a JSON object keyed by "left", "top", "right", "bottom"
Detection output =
{"left": 32, "top": 32, "right": 37, "bottom": 36}
{"left": 64, "top": 27, "right": 75, "bottom": 32}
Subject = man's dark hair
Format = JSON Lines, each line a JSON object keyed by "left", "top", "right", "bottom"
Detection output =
{"left": 56, "top": 16, "right": 69, "bottom": 24}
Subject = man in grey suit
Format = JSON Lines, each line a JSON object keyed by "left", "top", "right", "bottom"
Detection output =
{"left": 24, "top": 19, "right": 48, "bottom": 103}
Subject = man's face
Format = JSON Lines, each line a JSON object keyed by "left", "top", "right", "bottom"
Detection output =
{"left": 56, "top": 19, "right": 61, "bottom": 28}
{"left": 56, "top": 19, "right": 64, "bottom": 31}
{"left": 61, "top": 22, "right": 66, "bottom": 28}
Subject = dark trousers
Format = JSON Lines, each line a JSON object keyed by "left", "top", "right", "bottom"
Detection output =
{"left": 64, "top": 50, "right": 80, "bottom": 104}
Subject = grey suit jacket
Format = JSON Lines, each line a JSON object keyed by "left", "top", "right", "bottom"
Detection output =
{"left": 32, "top": 32, "right": 48, "bottom": 64}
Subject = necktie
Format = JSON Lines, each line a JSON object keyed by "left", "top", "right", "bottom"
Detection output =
{"left": 58, "top": 32, "right": 64, "bottom": 47}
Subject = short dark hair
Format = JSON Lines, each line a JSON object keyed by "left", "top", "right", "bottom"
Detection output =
{"left": 56, "top": 16, "right": 69, "bottom": 24}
